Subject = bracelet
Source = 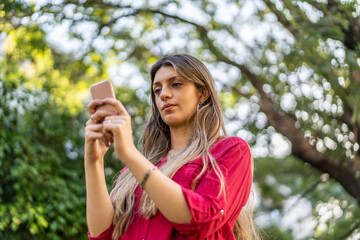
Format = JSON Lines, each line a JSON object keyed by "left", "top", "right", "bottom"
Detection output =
{"left": 140, "top": 166, "right": 158, "bottom": 189}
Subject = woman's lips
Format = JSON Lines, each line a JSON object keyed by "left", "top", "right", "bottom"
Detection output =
{"left": 163, "top": 105, "right": 175, "bottom": 112}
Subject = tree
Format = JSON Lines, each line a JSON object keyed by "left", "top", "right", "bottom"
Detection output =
{"left": 0, "top": 2, "right": 149, "bottom": 239}
{"left": 2, "top": 0, "right": 360, "bottom": 239}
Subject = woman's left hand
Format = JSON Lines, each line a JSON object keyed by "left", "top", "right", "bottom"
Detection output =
{"left": 100, "top": 98, "right": 137, "bottom": 162}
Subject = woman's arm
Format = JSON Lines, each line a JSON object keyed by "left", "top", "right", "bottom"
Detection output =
{"left": 85, "top": 159, "right": 114, "bottom": 237}
{"left": 170, "top": 137, "right": 253, "bottom": 238}
{"left": 84, "top": 100, "right": 118, "bottom": 237}
{"left": 122, "top": 149, "right": 192, "bottom": 224}
{"left": 99, "top": 98, "right": 192, "bottom": 224}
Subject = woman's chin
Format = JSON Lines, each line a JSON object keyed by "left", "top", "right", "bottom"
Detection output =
{"left": 162, "top": 117, "right": 184, "bottom": 128}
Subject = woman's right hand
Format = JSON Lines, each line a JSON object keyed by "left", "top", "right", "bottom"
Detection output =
{"left": 84, "top": 100, "right": 118, "bottom": 165}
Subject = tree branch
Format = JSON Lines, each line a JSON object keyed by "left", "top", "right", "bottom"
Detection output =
{"left": 227, "top": 84, "right": 252, "bottom": 101}
{"left": 335, "top": 222, "right": 360, "bottom": 240}
{"left": 39, "top": 3, "right": 360, "bottom": 205}
{"left": 263, "top": 0, "right": 298, "bottom": 37}
{"left": 285, "top": 179, "right": 322, "bottom": 213}
{"left": 263, "top": 1, "right": 360, "bottom": 169}
{"left": 136, "top": 8, "right": 360, "bottom": 205}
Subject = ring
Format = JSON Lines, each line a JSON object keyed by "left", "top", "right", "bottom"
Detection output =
{"left": 91, "top": 114, "right": 95, "bottom": 121}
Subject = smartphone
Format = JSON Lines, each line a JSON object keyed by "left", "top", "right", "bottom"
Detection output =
{"left": 90, "top": 80, "right": 117, "bottom": 112}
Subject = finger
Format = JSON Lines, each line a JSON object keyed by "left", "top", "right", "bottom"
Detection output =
{"left": 102, "top": 120, "right": 128, "bottom": 142}
{"left": 85, "top": 125, "right": 104, "bottom": 134}
{"left": 86, "top": 125, "right": 113, "bottom": 146}
{"left": 101, "top": 136, "right": 111, "bottom": 148}
{"left": 86, "top": 119, "right": 103, "bottom": 127}
{"left": 100, "top": 98, "right": 128, "bottom": 116}
{"left": 104, "top": 132, "right": 113, "bottom": 142}
{"left": 92, "top": 109, "right": 119, "bottom": 123}
{"left": 102, "top": 121, "right": 118, "bottom": 136}
{"left": 90, "top": 121, "right": 113, "bottom": 142}
{"left": 85, "top": 130, "right": 110, "bottom": 147}
{"left": 102, "top": 118, "right": 129, "bottom": 132}
{"left": 87, "top": 99, "right": 105, "bottom": 115}
{"left": 85, "top": 131, "right": 104, "bottom": 140}
{"left": 86, "top": 119, "right": 92, "bottom": 126}
{"left": 104, "top": 115, "right": 131, "bottom": 121}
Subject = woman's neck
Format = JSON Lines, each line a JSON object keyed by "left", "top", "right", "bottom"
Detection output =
{"left": 169, "top": 126, "right": 190, "bottom": 153}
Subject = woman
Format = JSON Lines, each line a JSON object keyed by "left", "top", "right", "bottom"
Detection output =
{"left": 84, "top": 54, "right": 259, "bottom": 240}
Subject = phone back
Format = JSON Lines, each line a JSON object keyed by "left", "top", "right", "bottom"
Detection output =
{"left": 90, "top": 80, "right": 116, "bottom": 100}
{"left": 90, "top": 80, "right": 116, "bottom": 112}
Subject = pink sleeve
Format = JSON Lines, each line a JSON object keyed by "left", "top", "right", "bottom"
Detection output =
{"left": 87, "top": 224, "right": 114, "bottom": 240}
{"left": 171, "top": 137, "right": 253, "bottom": 239}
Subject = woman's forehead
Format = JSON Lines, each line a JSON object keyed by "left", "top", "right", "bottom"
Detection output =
{"left": 152, "top": 65, "right": 201, "bottom": 88}
{"left": 154, "top": 66, "right": 177, "bottom": 80}
{"left": 153, "top": 66, "right": 184, "bottom": 85}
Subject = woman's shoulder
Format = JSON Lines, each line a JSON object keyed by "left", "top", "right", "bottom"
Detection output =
{"left": 209, "top": 136, "right": 251, "bottom": 162}
{"left": 211, "top": 136, "right": 249, "bottom": 151}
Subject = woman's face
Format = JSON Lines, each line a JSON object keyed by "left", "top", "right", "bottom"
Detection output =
{"left": 153, "top": 66, "right": 202, "bottom": 128}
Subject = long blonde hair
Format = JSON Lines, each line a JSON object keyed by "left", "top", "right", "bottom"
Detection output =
{"left": 110, "top": 54, "right": 260, "bottom": 240}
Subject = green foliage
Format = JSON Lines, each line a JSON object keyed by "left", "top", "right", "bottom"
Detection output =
{"left": 260, "top": 225, "right": 293, "bottom": 240}
{"left": 255, "top": 155, "right": 360, "bottom": 239}
{"left": 0, "top": 76, "right": 88, "bottom": 239}
{"left": 0, "top": 11, "right": 91, "bottom": 237}
{"left": 0, "top": 5, "right": 151, "bottom": 238}
{"left": 1, "top": 0, "right": 360, "bottom": 239}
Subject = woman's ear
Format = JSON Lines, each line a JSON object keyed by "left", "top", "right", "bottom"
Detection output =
{"left": 199, "top": 87, "right": 210, "bottom": 104}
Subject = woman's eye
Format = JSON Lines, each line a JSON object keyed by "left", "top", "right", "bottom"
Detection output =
{"left": 154, "top": 89, "right": 161, "bottom": 94}
{"left": 172, "top": 83, "right": 182, "bottom": 87}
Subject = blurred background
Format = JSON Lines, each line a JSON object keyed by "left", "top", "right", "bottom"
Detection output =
{"left": 1, "top": 0, "right": 360, "bottom": 239}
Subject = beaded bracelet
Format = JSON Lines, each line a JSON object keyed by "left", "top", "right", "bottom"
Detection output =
{"left": 140, "top": 166, "right": 158, "bottom": 189}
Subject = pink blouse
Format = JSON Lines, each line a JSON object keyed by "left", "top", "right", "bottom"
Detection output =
{"left": 88, "top": 136, "right": 252, "bottom": 240}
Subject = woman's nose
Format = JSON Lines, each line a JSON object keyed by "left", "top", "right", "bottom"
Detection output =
{"left": 160, "top": 87, "right": 172, "bottom": 100}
